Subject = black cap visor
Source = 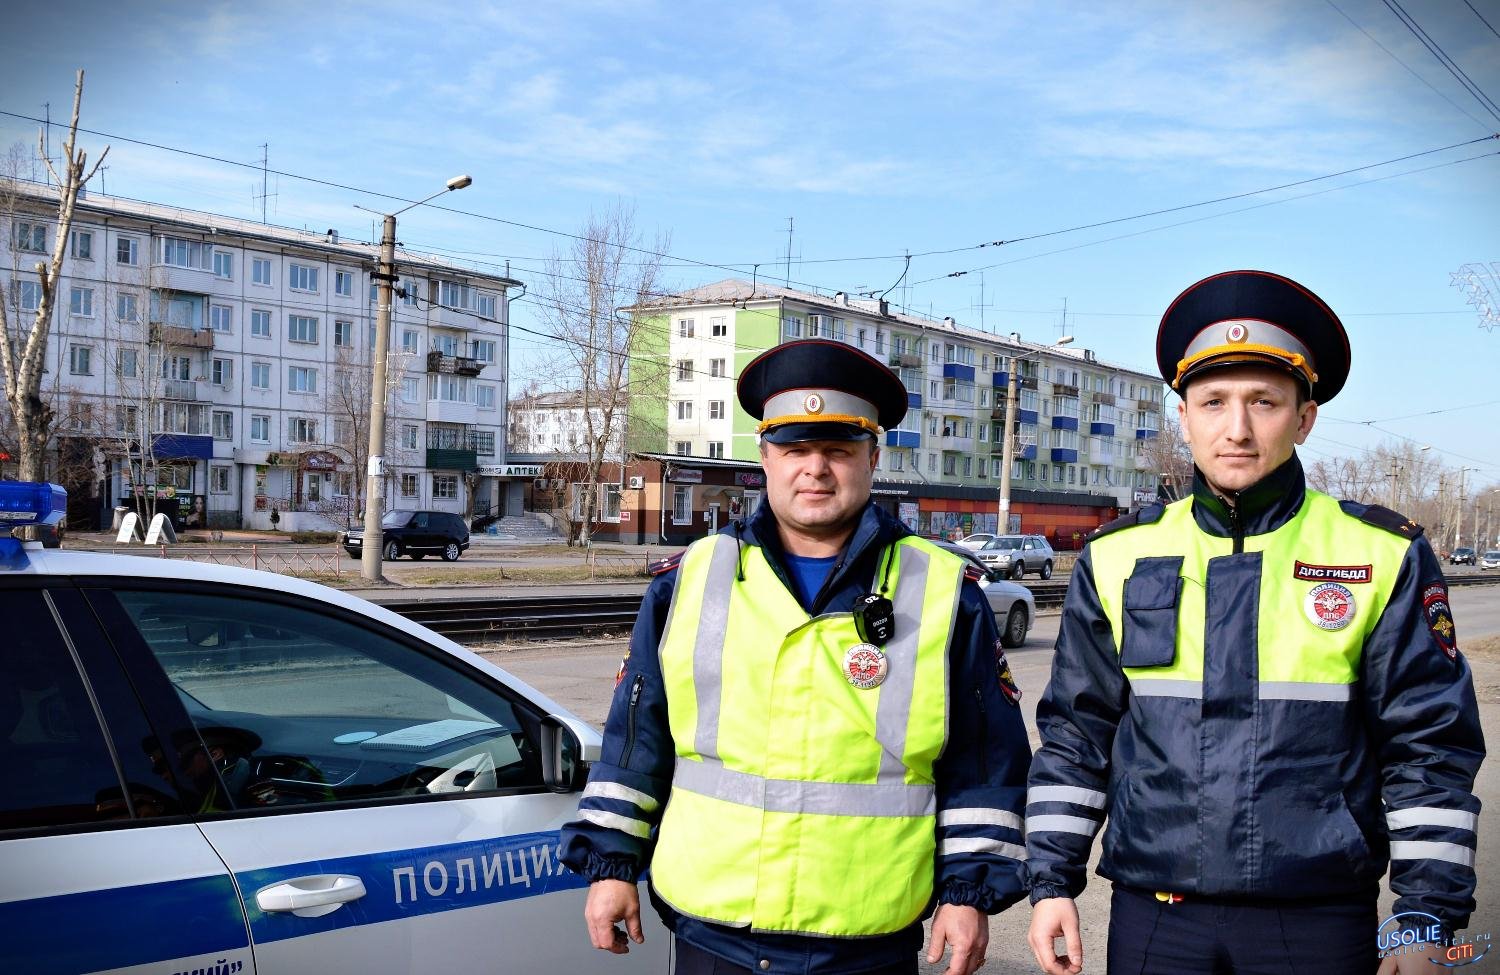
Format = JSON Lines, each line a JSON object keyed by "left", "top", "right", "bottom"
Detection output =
{"left": 760, "top": 422, "right": 877, "bottom": 445}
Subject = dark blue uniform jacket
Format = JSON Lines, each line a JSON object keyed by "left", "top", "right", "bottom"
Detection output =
{"left": 561, "top": 500, "right": 1031, "bottom": 974}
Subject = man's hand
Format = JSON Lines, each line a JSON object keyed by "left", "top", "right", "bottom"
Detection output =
{"left": 927, "top": 903, "right": 989, "bottom": 975}
{"left": 584, "top": 879, "right": 645, "bottom": 954}
{"left": 1027, "top": 897, "right": 1083, "bottom": 974}
{"left": 1377, "top": 942, "right": 1449, "bottom": 974}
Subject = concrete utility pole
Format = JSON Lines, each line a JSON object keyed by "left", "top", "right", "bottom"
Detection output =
{"left": 1387, "top": 458, "right": 1402, "bottom": 510}
{"left": 360, "top": 175, "right": 473, "bottom": 582}
{"left": 998, "top": 336, "right": 1072, "bottom": 534}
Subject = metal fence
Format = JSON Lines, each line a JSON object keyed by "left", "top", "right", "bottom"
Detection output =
{"left": 153, "top": 544, "right": 343, "bottom": 575}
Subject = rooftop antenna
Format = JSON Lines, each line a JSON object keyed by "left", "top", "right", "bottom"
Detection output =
{"left": 971, "top": 271, "right": 995, "bottom": 331}
{"left": 1059, "top": 297, "right": 1069, "bottom": 340}
{"left": 784, "top": 217, "right": 794, "bottom": 287}
{"left": 251, "top": 143, "right": 277, "bottom": 223}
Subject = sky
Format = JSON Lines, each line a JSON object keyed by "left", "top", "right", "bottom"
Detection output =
{"left": 3, "top": 0, "right": 1498, "bottom": 488}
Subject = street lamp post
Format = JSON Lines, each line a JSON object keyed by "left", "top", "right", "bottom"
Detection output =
{"left": 1455, "top": 466, "right": 1478, "bottom": 554}
{"left": 361, "top": 175, "right": 473, "bottom": 582}
{"left": 998, "top": 336, "right": 1072, "bottom": 535}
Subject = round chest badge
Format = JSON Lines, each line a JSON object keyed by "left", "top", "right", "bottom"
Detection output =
{"left": 1305, "top": 582, "right": 1356, "bottom": 630}
{"left": 1226, "top": 322, "right": 1249, "bottom": 343}
{"left": 803, "top": 392, "right": 824, "bottom": 415}
{"left": 843, "top": 643, "right": 888, "bottom": 689}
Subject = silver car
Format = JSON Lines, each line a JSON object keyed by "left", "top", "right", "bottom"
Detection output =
{"left": 937, "top": 541, "right": 1036, "bottom": 648}
{"left": 1481, "top": 550, "right": 1500, "bottom": 570}
{"left": 975, "top": 534, "right": 1056, "bottom": 580}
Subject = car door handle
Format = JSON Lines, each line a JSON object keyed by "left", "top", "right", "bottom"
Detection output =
{"left": 256, "top": 874, "right": 367, "bottom": 918}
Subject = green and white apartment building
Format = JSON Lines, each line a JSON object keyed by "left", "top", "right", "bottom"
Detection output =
{"left": 2, "top": 183, "right": 524, "bottom": 531}
{"left": 626, "top": 280, "right": 1165, "bottom": 541}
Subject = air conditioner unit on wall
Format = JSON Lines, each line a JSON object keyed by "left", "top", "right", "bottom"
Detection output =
{"left": 627, "top": 476, "right": 645, "bottom": 489}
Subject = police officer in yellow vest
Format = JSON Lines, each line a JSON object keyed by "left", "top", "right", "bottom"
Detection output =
{"left": 1025, "top": 271, "right": 1485, "bottom": 975}
{"left": 562, "top": 339, "right": 1032, "bottom": 974}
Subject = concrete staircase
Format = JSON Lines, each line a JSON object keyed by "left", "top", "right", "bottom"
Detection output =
{"left": 484, "top": 513, "right": 560, "bottom": 542}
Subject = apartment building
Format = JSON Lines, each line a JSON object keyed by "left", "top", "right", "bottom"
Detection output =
{"left": 2, "top": 183, "right": 522, "bottom": 530}
{"left": 507, "top": 389, "right": 624, "bottom": 459}
{"left": 626, "top": 279, "right": 1165, "bottom": 541}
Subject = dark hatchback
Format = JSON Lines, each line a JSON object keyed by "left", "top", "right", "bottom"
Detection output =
{"left": 342, "top": 510, "right": 470, "bottom": 561}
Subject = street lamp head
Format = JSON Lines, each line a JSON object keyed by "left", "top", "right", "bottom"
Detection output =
{"left": 446, "top": 175, "right": 473, "bottom": 191}
{"left": 1055, "top": 336, "right": 1075, "bottom": 346}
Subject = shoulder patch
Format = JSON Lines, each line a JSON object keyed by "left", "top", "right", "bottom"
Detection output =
{"left": 1338, "top": 501, "right": 1424, "bottom": 540}
{"left": 1421, "top": 580, "right": 1460, "bottom": 662}
{"left": 1089, "top": 504, "right": 1164, "bottom": 542}
{"left": 649, "top": 551, "right": 685, "bottom": 576}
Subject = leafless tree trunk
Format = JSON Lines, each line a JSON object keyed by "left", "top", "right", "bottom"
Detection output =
{"left": 534, "top": 203, "right": 668, "bottom": 547}
{"left": 328, "top": 345, "right": 413, "bottom": 526}
{"left": 0, "top": 70, "right": 107, "bottom": 481}
{"left": 1140, "top": 411, "right": 1194, "bottom": 501}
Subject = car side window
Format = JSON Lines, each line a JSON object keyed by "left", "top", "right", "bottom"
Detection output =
{"left": 0, "top": 589, "right": 127, "bottom": 832}
{"left": 112, "top": 589, "right": 548, "bottom": 813}
{"left": 412, "top": 513, "right": 429, "bottom": 529}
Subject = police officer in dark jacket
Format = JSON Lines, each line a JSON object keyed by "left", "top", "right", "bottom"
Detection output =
{"left": 1025, "top": 270, "right": 1484, "bottom": 975}
{"left": 561, "top": 340, "right": 1031, "bottom": 975}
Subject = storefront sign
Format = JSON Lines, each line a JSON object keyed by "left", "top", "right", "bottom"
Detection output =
{"left": 668, "top": 468, "right": 703, "bottom": 484}
{"left": 479, "top": 464, "right": 542, "bottom": 478}
{"left": 302, "top": 450, "right": 340, "bottom": 471}
{"left": 1133, "top": 490, "right": 1157, "bottom": 505}
{"left": 620, "top": 510, "right": 631, "bottom": 522}
{"left": 734, "top": 472, "right": 766, "bottom": 487}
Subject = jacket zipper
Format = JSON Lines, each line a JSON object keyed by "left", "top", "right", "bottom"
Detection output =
{"left": 974, "top": 688, "right": 990, "bottom": 780}
{"left": 1228, "top": 504, "right": 1244, "bottom": 555}
{"left": 621, "top": 675, "right": 644, "bottom": 767}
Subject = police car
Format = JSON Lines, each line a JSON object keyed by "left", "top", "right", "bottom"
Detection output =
{"left": 0, "top": 482, "right": 665, "bottom": 974}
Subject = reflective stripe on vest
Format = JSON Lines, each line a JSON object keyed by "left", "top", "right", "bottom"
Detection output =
{"left": 650, "top": 533, "right": 963, "bottom": 937}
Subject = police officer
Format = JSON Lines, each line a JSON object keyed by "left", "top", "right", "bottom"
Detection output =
{"left": 1025, "top": 270, "right": 1485, "bottom": 974}
{"left": 561, "top": 339, "right": 1031, "bottom": 975}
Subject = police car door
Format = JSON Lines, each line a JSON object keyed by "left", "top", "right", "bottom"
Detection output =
{"left": 0, "top": 581, "right": 254, "bottom": 975}
{"left": 85, "top": 582, "right": 664, "bottom": 973}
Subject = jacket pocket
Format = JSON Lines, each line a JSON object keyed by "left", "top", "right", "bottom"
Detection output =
{"left": 1120, "top": 556, "right": 1184, "bottom": 668}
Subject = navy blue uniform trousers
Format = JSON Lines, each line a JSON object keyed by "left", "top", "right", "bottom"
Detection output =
{"left": 1108, "top": 885, "right": 1377, "bottom": 974}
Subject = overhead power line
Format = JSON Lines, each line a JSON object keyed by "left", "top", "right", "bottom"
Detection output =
{"left": 1380, "top": 0, "right": 1500, "bottom": 124}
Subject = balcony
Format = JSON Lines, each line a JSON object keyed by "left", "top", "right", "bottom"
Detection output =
{"left": 426, "top": 447, "right": 478, "bottom": 471}
{"left": 1053, "top": 383, "right": 1079, "bottom": 398}
{"left": 906, "top": 391, "right": 922, "bottom": 410}
{"left": 939, "top": 434, "right": 975, "bottom": 453}
{"left": 1018, "top": 443, "right": 1037, "bottom": 461}
{"left": 1093, "top": 392, "right": 1117, "bottom": 406}
{"left": 888, "top": 351, "right": 922, "bottom": 369}
{"left": 885, "top": 430, "right": 920, "bottom": 449}
{"left": 1136, "top": 452, "right": 1153, "bottom": 470}
{"left": 1090, "top": 422, "right": 1116, "bottom": 436}
{"left": 427, "top": 399, "right": 478, "bottom": 425}
{"left": 1138, "top": 398, "right": 1155, "bottom": 411}
{"left": 1136, "top": 428, "right": 1159, "bottom": 440}
{"left": 1051, "top": 415, "right": 1079, "bottom": 431}
{"left": 942, "top": 363, "right": 975, "bottom": 382}
{"left": 1051, "top": 447, "right": 1079, "bottom": 463}
{"left": 1017, "top": 408, "right": 1039, "bottom": 425}
{"left": 163, "top": 379, "right": 198, "bottom": 401}
{"left": 150, "top": 323, "right": 214, "bottom": 349}
{"left": 991, "top": 371, "right": 1039, "bottom": 391}
{"left": 427, "top": 351, "right": 483, "bottom": 377}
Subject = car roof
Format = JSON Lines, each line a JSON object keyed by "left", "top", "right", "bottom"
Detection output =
{"left": 6, "top": 546, "right": 593, "bottom": 744}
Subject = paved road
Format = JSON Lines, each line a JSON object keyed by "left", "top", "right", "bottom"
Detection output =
{"left": 486, "top": 585, "right": 1500, "bottom": 974}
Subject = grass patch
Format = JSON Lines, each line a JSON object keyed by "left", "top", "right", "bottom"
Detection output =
{"left": 290, "top": 531, "right": 340, "bottom": 544}
{"left": 398, "top": 564, "right": 649, "bottom": 586}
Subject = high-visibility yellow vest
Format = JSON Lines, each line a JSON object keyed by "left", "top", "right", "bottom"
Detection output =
{"left": 1090, "top": 490, "right": 1409, "bottom": 699}
{"left": 650, "top": 533, "right": 964, "bottom": 936}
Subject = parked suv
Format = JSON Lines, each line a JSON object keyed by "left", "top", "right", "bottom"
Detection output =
{"left": 343, "top": 510, "right": 470, "bottom": 561}
{"left": 1450, "top": 547, "right": 1477, "bottom": 566}
{"left": 975, "top": 534, "right": 1056, "bottom": 579}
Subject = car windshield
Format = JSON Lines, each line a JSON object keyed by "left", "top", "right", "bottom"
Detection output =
{"left": 983, "top": 538, "right": 1022, "bottom": 550}
{"left": 382, "top": 511, "right": 414, "bottom": 529}
{"left": 1486, "top": 552, "right": 1500, "bottom": 559}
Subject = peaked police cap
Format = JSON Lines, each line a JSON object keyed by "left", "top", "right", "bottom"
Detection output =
{"left": 737, "top": 339, "right": 908, "bottom": 444}
{"left": 1157, "top": 270, "right": 1350, "bottom": 403}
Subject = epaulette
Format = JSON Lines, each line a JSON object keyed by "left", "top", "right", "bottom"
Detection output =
{"left": 1339, "top": 500, "right": 1424, "bottom": 540}
{"left": 649, "top": 551, "right": 686, "bottom": 576}
{"left": 963, "top": 563, "right": 986, "bottom": 584}
{"left": 1089, "top": 503, "right": 1165, "bottom": 542}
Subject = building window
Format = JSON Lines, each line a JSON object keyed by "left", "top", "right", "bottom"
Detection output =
{"left": 210, "top": 466, "right": 232, "bottom": 493}
{"left": 476, "top": 385, "right": 496, "bottom": 410}
{"left": 333, "top": 319, "right": 352, "bottom": 347}
{"left": 335, "top": 269, "right": 354, "bottom": 297}
{"left": 432, "top": 474, "right": 458, "bottom": 499}
{"left": 708, "top": 400, "right": 725, "bottom": 420}
{"left": 251, "top": 257, "right": 272, "bottom": 285}
{"left": 251, "top": 362, "right": 271, "bottom": 390}
{"left": 672, "top": 486, "right": 692, "bottom": 524}
{"left": 115, "top": 236, "right": 139, "bottom": 266}
{"left": 210, "top": 304, "right": 232, "bottom": 333}
{"left": 400, "top": 473, "right": 419, "bottom": 498}
{"left": 159, "top": 236, "right": 212, "bottom": 270}
{"left": 707, "top": 442, "right": 724, "bottom": 459}
{"left": 161, "top": 355, "right": 192, "bottom": 381}
{"left": 678, "top": 318, "right": 695, "bottom": 338}
{"left": 474, "top": 431, "right": 496, "bottom": 456}
{"left": 401, "top": 377, "right": 420, "bottom": 403}
{"left": 287, "top": 417, "right": 317, "bottom": 443}
{"left": 250, "top": 309, "right": 271, "bottom": 338}
{"left": 211, "top": 358, "right": 233, "bottom": 386}
{"left": 674, "top": 441, "right": 692, "bottom": 456}
{"left": 114, "top": 292, "right": 139, "bottom": 323}
{"left": 14, "top": 279, "right": 41, "bottom": 312}
{"left": 675, "top": 400, "right": 693, "bottom": 420}
{"left": 402, "top": 425, "right": 418, "bottom": 450}
{"left": 14, "top": 221, "right": 46, "bottom": 253}
{"left": 471, "top": 339, "right": 495, "bottom": 363}
{"left": 288, "top": 263, "right": 319, "bottom": 292}
{"left": 676, "top": 360, "right": 693, "bottom": 381}
{"left": 402, "top": 329, "right": 419, "bottom": 353}
{"left": 288, "top": 366, "right": 317, "bottom": 394}
{"left": 70, "top": 229, "right": 93, "bottom": 260}
{"left": 117, "top": 348, "right": 139, "bottom": 378}
{"left": 212, "top": 411, "right": 233, "bottom": 440}
{"left": 431, "top": 332, "right": 460, "bottom": 356}
{"left": 709, "top": 358, "right": 726, "bottom": 378}
{"left": 288, "top": 315, "right": 318, "bottom": 343}
{"left": 115, "top": 404, "right": 138, "bottom": 434}
{"left": 69, "top": 286, "right": 93, "bottom": 317}
{"left": 250, "top": 415, "right": 270, "bottom": 443}
{"left": 710, "top": 316, "right": 727, "bottom": 337}
{"left": 212, "top": 250, "right": 233, "bottom": 279}
{"left": 68, "top": 345, "right": 92, "bottom": 375}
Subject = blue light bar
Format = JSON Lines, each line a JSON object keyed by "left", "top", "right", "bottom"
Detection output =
{"left": 0, "top": 481, "right": 67, "bottom": 528}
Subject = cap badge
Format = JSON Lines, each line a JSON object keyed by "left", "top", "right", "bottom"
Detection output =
{"left": 1225, "top": 322, "right": 1249, "bottom": 344}
{"left": 803, "top": 392, "right": 824, "bottom": 415}
{"left": 843, "top": 643, "right": 888, "bottom": 689}
{"left": 1304, "top": 582, "right": 1356, "bottom": 631}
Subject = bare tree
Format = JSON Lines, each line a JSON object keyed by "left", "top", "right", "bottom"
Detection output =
{"left": 534, "top": 203, "right": 667, "bottom": 546}
{"left": 326, "top": 345, "right": 414, "bottom": 528}
{"left": 1140, "top": 411, "right": 1194, "bottom": 501}
{"left": 0, "top": 70, "right": 107, "bottom": 481}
